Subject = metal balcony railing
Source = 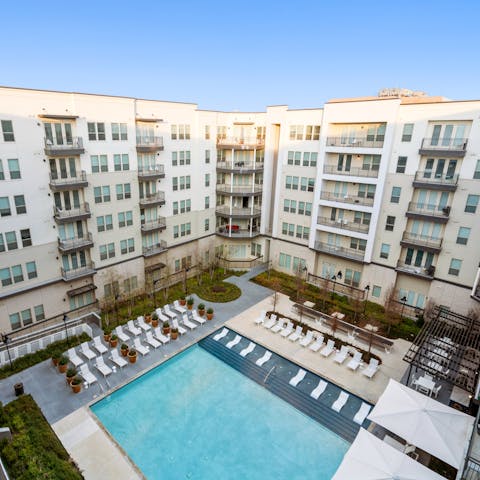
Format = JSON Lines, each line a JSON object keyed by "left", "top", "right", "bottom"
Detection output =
{"left": 139, "top": 192, "right": 166, "bottom": 207}
{"left": 53, "top": 202, "right": 91, "bottom": 222}
{"left": 319, "top": 191, "right": 374, "bottom": 207}
{"left": 137, "top": 164, "right": 165, "bottom": 178}
{"left": 57, "top": 233, "right": 93, "bottom": 252}
{"left": 44, "top": 137, "right": 84, "bottom": 155}
{"left": 49, "top": 171, "right": 88, "bottom": 189}
{"left": 217, "top": 137, "right": 265, "bottom": 149}
{"left": 141, "top": 217, "right": 167, "bottom": 233}
{"left": 61, "top": 262, "right": 96, "bottom": 281}
{"left": 406, "top": 202, "right": 451, "bottom": 218}
{"left": 216, "top": 226, "right": 261, "bottom": 238}
{"left": 215, "top": 184, "right": 263, "bottom": 195}
{"left": 142, "top": 241, "right": 168, "bottom": 257}
{"left": 396, "top": 260, "right": 435, "bottom": 279}
{"left": 323, "top": 164, "right": 380, "bottom": 178}
{"left": 401, "top": 231, "right": 442, "bottom": 250}
{"left": 316, "top": 216, "right": 370, "bottom": 233}
{"left": 326, "top": 136, "right": 384, "bottom": 148}
{"left": 136, "top": 136, "right": 164, "bottom": 151}
{"left": 420, "top": 137, "right": 467, "bottom": 153}
{"left": 215, "top": 206, "right": 262, "bottom": 217}
{"left": 413, "top": 170, "right": 459, "bottom": 187}
{"left": 313, "top": 241, "right": 365, "bottom": 262}
{"left": 216, "top": 161, "right": 264, "bottom": 172}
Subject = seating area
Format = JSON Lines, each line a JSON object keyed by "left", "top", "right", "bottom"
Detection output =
{"left": 410, "top": 373, "right": 442, "bottom": 397}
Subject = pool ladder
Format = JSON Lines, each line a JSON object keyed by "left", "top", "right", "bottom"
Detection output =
{"left": 264, "top": 365, "right": 276, "bottom": 384}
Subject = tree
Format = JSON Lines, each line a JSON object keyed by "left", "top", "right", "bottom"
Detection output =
{"left": 384, "top": 286, "right": 401, "bottom": 336}
{"left": 271, "top": 278, "right": 282, "bottom": 313}
{"left": 101, "top": 269, "right": 123, "bottom": 327}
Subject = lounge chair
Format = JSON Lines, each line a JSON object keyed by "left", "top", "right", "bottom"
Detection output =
{"left": 288, "top": 326, "right": 303, "bottom": 342}
{"left": 240, "top": 342, "right": 255, "bottom": 357}
{"left": 213, "top": 328, "right": 229, "bottom": 341}
{"left": 182, "top": 313, "right": 197, "bottom": 330}
{"left": 79, "top": 364, "right": 98, "bottom": 386}
{"left": 80, "top": 341, "right": 96, "bottom": 361}
{"left": 109, "top": 349, "right": 127, "bottom": 369}
{"left": 145, "top": 331, "right": 161, "bottom": 349}
{"left": 309, "top": 335, "right": 324, "bottom": 352}
{"left": 300, "top": 330, "right": 314, "bottom": 347}
{"left": 163, "top": 305, "right": 177, "bottom": 320}
{"left": 432, "top": 384, "right": 442, "bottom": 398}
{"left": 153, "top": 327, "right": 170, "bottom": 344}
{"left": 254, "top": 310, "right": 266, "bottom": 325}
{"left": 67, "top": 347, "right": 84, "bottom": 367}
{"left": 353, "top": 402, "right": 371, "bottom": 425}
{"left": 271, "top": 319, "right": 286, "bottom": 333}
{"left": 126, "top": 320, "right": 141, "bottom": 336}
{"left": 289, "top": 368, "right": 306, "bottom": 387}
{"left": 347, "top": 351, "right": 363, "bottom": 371}
{"left": 95, "top": 356, "right": 113, "bottom": 377}
{"left": 280, "top": 322, "right": 294, "bottom": 338}
{"left": 226, "top": 334, "right": 242, "bottom": 349}
{"left": 404, "top": 444, "right": 419, "bottom": 461}
{"left": 362, "top": 358, "right": 380, "bottom": 379}
{"left": 155, "top": 308, "right": 169, "bottom": 322}
{"left": 191, "top": 311, "right": 206, "bottom": 325}
{"left": 114, "top": 326, "right": 130, "bottom": 343}
{"left": 92, "top": 336, "right": 108, "bottom": 355}
{"left": 137, "top": 316, "right": 151, "bottom": 332}
{"left": 133, "top": 338, "right": 150, "bottom": 356}
{"left": 173, "top": 300, "right": 187, "bottom": 314}
{"left": 320, "top": 339, "right": 335, "bottom": 357}
{"left": 334, "top": 345, "right": 349, "bottom": 364}
{"left": 332, "top": 391, "right": 349, "bottom": 412}
{"left": 172, "top": 318, "right": 187, "bottom": 335}
{"left": 310, "top": 379, "right": 328, "bottom": 399}
{"left": 256, "top": 351, "right": 272, "bottom": 366}
{"left": 263, "top": 314, "right": 277, "bottom": 329}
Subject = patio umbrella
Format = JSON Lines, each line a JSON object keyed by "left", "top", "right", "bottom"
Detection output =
{"left": 367, "top": 379, "right": 474, "bottom": 469}
{"left": 332, "top": 428, "right": 447, "bottom": 480}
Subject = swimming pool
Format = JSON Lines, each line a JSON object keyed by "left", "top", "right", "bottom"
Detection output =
{"left": 92, "top": 345, "right": 349, "bottom": 479}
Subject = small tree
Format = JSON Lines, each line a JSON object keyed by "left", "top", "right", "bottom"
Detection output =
{"left": 384, "top": 286, "right": 401, "bottom": 336}
{"left": 271, "top": 278, "right": 282, "bottom": 313}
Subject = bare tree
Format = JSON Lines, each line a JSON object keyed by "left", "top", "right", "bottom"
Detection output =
{"left": 384, "top": 286, "right": 401, "bottom": 336}
{"left": 271, "top": 277, "right": 282, "bottom": 313}
{"left": 101, "top": 269, "right": 123, "bottom": 327}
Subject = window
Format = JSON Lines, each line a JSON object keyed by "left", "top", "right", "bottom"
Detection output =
{"left": 14, "top": 195, "right": 26, "bottom": 214}
{"left": 21, "top": 309, "right": 32, "bottom": 326}
{"left": 12, "top": 264, "right": 24, "bottom": 283}
{"left": 91, "top": 155, "right": 108, "bottom": 173}
{"left": 0, "top": 234, "right": 4, "bottom": 252}
{"left": 350, "top": 238, "right": 367, "bottom": 251}
{"left": 448, "top": 258, "right": 462, "bottom": 276}
{"left": 205, "top": 174, "right": 210, "bottom": 187}
{"left": 21, "top": 229, "right": 32, "bottom": 247}
{"left": 456, "top": 227, "right": 471, "bottom": 245}
{"left": 308, "top": 178, "right": 315, "bottom": 192}
{"left": 465, "top": 194, "right": 479, "bottom": 213}
{"left": 5, "top": 231, "right": 17, "bottom": 250}
{"left": 97, "top": 215, "right": 113, "bottom": 232}
{"left": 172, "top": 177, "right": 178, "bottom": 191}
{"left": 26, "top": 261, "right": 37, "bottom": 279}
{"left": 205, "top": 126, "right": 210, "bottom": 140}
{"left": 7, "top": 159, "right": 21, "bottom": 179}
{"left": 283, "top": 199, "right": 290, "bottom": 212}
{"left": 474, "top": 159, "right": 480, "bottom": 179}
{"left": 380, "top": 243, "right": 390, "bottom": 259}
{"left": 279, "top": 253, "right": 292, "bottom": 269}
{"left": 1, "top": 120, "right": 14, "bottom": 141}
{"left": 34, "top": 304, "right": 45, "bottom": 321}
{"left": 0, "top": 159, "right": 3, "bottom": 180}
{"left": 0, "top": 197, "right": 11, "bottom": 216}
{"left": 305, "top": 125, "right": 320, "bottom": 140}
{"left": 289, "top": 125, "right": 303, "bottom": 141}
{"left": 0, "top": 267, "right": 12, "bottom": 286}
{"left": 372, "top": 285, "right": 381, "bottom": 298}
{"left": 112, "top": 123, "right": 127, "bottom": 140}
{"left": 100, "top": 243, "right": 115, "bottom": 260}
{"left": 205, "top": 196, "right": 210, "bottom": 209}
{"left": 344, "top": 269, "right": 361, "bottom": 287}
{"left": 104, "top": 281, "right": 119, "bottom": 298}
{"left": 171, "top": 124, "right": 191, "bottom": 140}
{"left": 205, "top": 218, "right": 209, "bottom": 231}
{"left": 300, "top": 177, "right": 307, "bottom": 191}
{"left": 120, "top": 238, "right": 135, "bottom": 254}
{"left": 9, "top": 313, "right": 20, "bottom": 330}
{"left": 87, "top": 122, "right": 105, "bottom": 141}
{"left": 396, "top": 156, "right": 407, "bottom": 173}
{"left": 116, "top": 183, "right": 131, "bottom": 200}
{"left": 401, "top": 123, "right": 414, "bottom": 142}
{"left": 118, "top": 211, "right": 133, "bottom": 227}
{"left": 123, "top": 276, "right": 138, "bottom": 293}
{"left": 390, "top": 186, "right": 401, "bottom": 203}
{"left": 173, "top": 225, "right": 179, "bottom": 238}
{"left": 114, "top": 154, "right": 129, "bottom": 171}
{"left": 205, "top": 150, "right": 210, "bottom": 163}
{"left": 385, "top": 216, "right": 395, "bottom": 231}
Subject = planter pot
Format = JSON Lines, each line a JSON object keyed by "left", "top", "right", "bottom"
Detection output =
{"left": 187, "top": 304, "right": 193, "bottom": 310}
{"left": 198, "top": 309, "right": 205, "bottom": 317}
{"left": 121, "top": 348, "right": 129, "bottom": 357}
{"left": 171, "top": 331, "right": 178, "bottom": 340}
{"left": 110, "top": 339, "right": 118, "bottom": 348}
{"left": 163, "top": 327, "right": 170, "bottom": 335}
{"left": 128, "top": 354, "right": 137, "bottom": 364}
{"left": 66, "top": 375, "right": 75, "bottom": 385}
{"left": 180, "top": 299, "right": 186, "bottom": 306}
{"left": 152, "top": 319, "right": 159, "bottom": 328}
{"left": 52, "top": 357, "right": 60, "bottom": 367}
{"left": 145, "top": 315, "right": 152, "bottom": 324}
{"left": 207, "top": 313, "right": 214, "bottom": 320}
{"left": 58, "top": 363, "right": 68, "bottom": 374}
{"left": 71, "top": 383, "right": 82, "bottom": 394}
{"left": 103, "top": 333, "right": 111, "bottom": 343}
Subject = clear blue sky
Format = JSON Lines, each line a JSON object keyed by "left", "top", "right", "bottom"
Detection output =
{"left": 3, "top": 0, "right": 478, "bottom": 111}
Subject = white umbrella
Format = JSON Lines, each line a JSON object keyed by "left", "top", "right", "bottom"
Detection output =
{"left": 332, "top": 428, "right": 447, "bottom": 480}
{"left": 367, "top": 379, "right": 474, "bottom": 468}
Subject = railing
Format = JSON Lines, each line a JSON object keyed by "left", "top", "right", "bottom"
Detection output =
{"left": 323, "top": 164, "right": 380, "bottom": 178}
{"left": 215, "top": 206, "right": 262, "bottom": 217}
{"left": 217, "top": 137, "right": 265, "bottom": 149}
{"left": 49, "top": 170, "right": 87, "bottom": 188}
{"left": 216, "top": 227, "right": 260, "bottom": 238}
{"left": 57, "top": 232, "right": 93, "bottom": 251}
{"left": 138, "top": 164, "right": 165, "bottom": 177}
{"left": 44, "top": 136, "right": 84, "bottom": 153}
{"left": 407, "top": 202, "right": 451, "bottom": 218}
{"left": 326, "top": 136, "right": 384, "bottom": 148}
{"left": 313, "top": 241, "right": 365, "bottom": 262}
{"left": 307, "top": 272, "right": 365, "bottom": 300}
{"left": 216, "top": 161, "right": 264, "bottom": 171}
{"left": 401, "top": 231, "right": 443, "bottom": 249}
{"left": 142, "top": 241, "right": 168, "bottom": 256}
{"left": 136, "top": 136, "right": 164, "bottom": 149}
{"left": 413, "top": 170, "right": 459, "bottom": 186}
{"left": 316, "top": 216, "right": 370, "bottom": 233}
{"left": 217, "top": 255, "right": 264, "bottom": 270}
{"left": 396, "top": 260, "right": 435, "bottom": 278}
{"left": 141, "top": 217, "right": 167, "bottom": 232}
{"left": 61, "top": 262, "right": 96, "bottom": 280}
{"left": 54, "top": 202, "right": 91, "bottom": 220}
{"left": 319, "top": 191, "right": 374, "bottom": 207}
{"left": 420, "top": 137, "right": 467, "bottom": 152}
{"left": 139, "top": 192, "right": 166, "bottom": 206}
{"left": 463, "top": 457, "right": 480, "bottom": 480}
{"left": 215, "top": 184, "right": 263, "bottom": 194}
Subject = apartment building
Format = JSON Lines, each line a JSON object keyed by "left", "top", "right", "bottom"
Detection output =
{"left": 0, "top": 86, "right": 479, "bottom": 334}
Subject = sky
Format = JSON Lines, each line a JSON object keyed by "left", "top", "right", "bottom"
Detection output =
{"left": 2, "top": 0, "right": 479, "bottom": 111}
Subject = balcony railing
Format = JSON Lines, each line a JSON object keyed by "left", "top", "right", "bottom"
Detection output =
{"left": 49, "top": 171, "right": 88, "bottom": 190}
{"left": 61, "top": 262, "right": 96, "bottom": 281}
{"left": 319, "top": 191, "right": 374, "bottom": 207}
{"left": 215, "top": 206, "right": 262, "bottom": 217}
{"left": 136, "top": 136, "right": 164, "bottom": 152}
{"left": 400, "top": 231, "right": 442, "bottom": 251}
{"left": 326, "top": 136, "right": 384, "bottom": 149}
{"left": 313, "top": 241, "right": 365, "bottom": 262}
{"left": 139, "top": 192, "right": 166, "bottom": 207}
{"left": 419, "top": 137, "right": 467, "bottom": 157}
{"left": 316, "top": 216, "right": 370, "bottom": 233}
{"left": 217, "top": 137, "right": 265, "bottom": 150}
{"left": 396, "top": 260, "right": 435, "bottom": 280}
{"left": 323, "top": 164, "right": 380, "bottom": 178}
{"left": 216, "top": 226, "right": 261, "bottom": 238}
{"left": 141, "top": 217, "right": 167, "bottom": 233}
{"left": 406, "top": 202, "right": 451, "bottom": 222}
{"left": 413, "top": 171, "right": 459, "bottom": 190}
{"left": 137, "top": 164, "right": 165, "bottom": 179}
{"left": 53, "top": 203, "right": 91, "bottom": 223}
{"left": 44, "top": 137, "right": 84, "bottom": 155}
{"left": 216, "top": 161, "right": 264, "bottom": 172}
{"left": 142, "top": 241, "right": 168, "bottom": 257}
{"left": 215, "top": 184, "right": 263, "bottom": 195}
{"left": 57, "top": 233, "right": 94, "bottom": 253}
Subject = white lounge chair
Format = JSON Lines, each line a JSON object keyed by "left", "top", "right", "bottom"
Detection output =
{"left": 280, "top": 322, "right": 294, "bottom": 338}
{"left": 79, "top": 364, "right": 98, "bottom": 386}
{"left": 334, "top": 345, "right": 349, "bottom": 364}
{"left": 271, "top": 319, "right": 286, "bottom": 333}
{"left": 309, "top": 335, "right": 324, "bottom": 352}
{"left": 137, "top": 316, "right": 151, "bottom": 332}
{"left": 95, "top": 356, "right": 113, "bottom": 377}
{"left": 114, "top": 326, "right": 130, "bottom": 343}
{"left": 300, "top": 330, "right": 314, "bottom": 347}
{"left": 240, "top": 342, "right": 256, "bottom": 357}
{"left": 67, "top": 347, "right": 84, "bottom": 367}
{"left": 310, "top": 380, "right": 328, "bottom": 399}
{"left": 133, "top": 338, "right": 150, "bottom": 356}
{"left": 289, "top": 368, "right": 306, "bottom": 387}
{"left": 92, "top": 336, "right": 108, "bottom": 355}
{"left": 254, "top": 310, "right": 266, "bottom": 325}
{"left": 126, "top": 320, "right": 141, "bottom": 336}
{"left": 182, "top": 313, "right": 197, "bottom": 330}
{"left": 80, "top": 341, "right": 96, "bottom": 361}
{"left": 320, "top": 339, "right": 335, "bottom": 357}
{"left": 347, "top": 351, "right": 363, "bottom": 371}
{"left": 173, "top": 300, "right": 187, "bottom": 314}
{"left": 288, "top": 326, "right": 303, "bottom": 342}
{"left": 153, "top": 327, "right": 170, "bottom": 344}
{"left": 163, "top": 305, "right": 177, "bottom": 320}
{"left": 155, "top": 308, "right": 169, "bottom": 323}
{"left": 109, "top": 349, "right": 127, "bottom": 369}
{"left": 172, "top": 318, "right": 187, "bottom": 335}
{"left": 191, "top": 311, "right": 206, "bottom": 325}
{"left": 263, "top": 314, "right": 277, "bottom": 329}
{"left": 353, "top": 402, "right": 371, "bottom": 425}
{"left": 145, "top": 331, "right": 161, "bottom": 349}
{"left": 362, "top": 358, "right": 380, "bottom": 378}
{"left": 332, "top": 391, "right": 349, "bottom": 412}
{"left": 256, "top": 351, "right": 272, "bottom": 366}
{"left": 226, "top": 334, "right": 242, "bottom": 349}
{"left": 213, "top": 328, "right": 229, "bottom": 341}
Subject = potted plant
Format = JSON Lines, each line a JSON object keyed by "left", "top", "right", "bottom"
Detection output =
{"left": 51, "top": 351, "right": 61, "bottom": 367}
{"left": 206, "top": 307, "right": 214, "bottom": 320}
{"left": 66, "top": 367, "right": 77, "bottom": 385}
{"left": 120, "top": 343, "right": 129, "bottom": 357}
{"left": 198, "top": 303, "right": 206, "bottom": 316}
{"left": 187, "top": 297, "right": 194, "bottom": 310}
{"left": 171, "top": 327, "right": 179, "bottom": 340}
{"left": 58, "top": 355, "right": 69, "bottom": 374}
{"left": 109, "top": 333, "right": 118, "bottom": 348}
{"left": 162, "top": 320, "right": 170, "bottom": 335}
{"left": 103, "top": 326, "right": 112, "bottom": 342}
{"left": 71, "top": 376, "right": 82, "bottom": 394}
{"left": 151, "top": 313, "right": 159, "bottom": 328}
{"left": 179, "top": 294, "right": 186, "bottom": 306}
{"left": 145, "top": 312, "right": 152, "bottom": 324}
{"left": 128, "top": 348, "right": 137, "bottom": 364}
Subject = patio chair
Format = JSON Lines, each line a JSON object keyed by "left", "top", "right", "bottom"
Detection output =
{"left": 299, "top": 330, "right": 314, "bottom": 347}
{"left": 432, "top": 384, "right": 442, "bottom": 398}
{"left": 289, "top": 368, "right": 306, "bottom": 387}
{"left": 263, "top": 314, "right": 277, "bottom": 329}
{"left": 271, "top": 319, "right": 287, "bottom": 333}
{"left": 155, "top": 308, "right": 169, "bottom": 322}
{"left": 280, "top": 322, "right": 294, "bottom": 338}
{"left": 361, "top": 358, "right": 380, "bottom": 379}
{"left": 288, "top": 326, "right": 303, "bottom": 342}
{"left": 309, "top": 335, "right": 324, "bottom": 352}
{"left": 213, "top": 328, "right": 228, "bottom": 341}
{"left": 320, "top": 339, "right": 335, "bottom": 358}
{"left": 191, "top": 310, "right": 206, "bottom": 325}
{"left": 114, "top": 326, "right": 130, "bottom": 343}
{"left": 79, "top": 364, "right": 98, "bottom": 386}
{"left": 353, "top": 402, "right": 371, "bottom": 425}
{"left": 347, "top": 351, "right": 363, "bottom": 371}
{"left": 153, "top": 327, "right": 170, "bottom": 344}
{"left": 109, "top": 349, "right": 127, "bottom": 369}
{"left": 173, "top": 300, "right": 187, "bottom": 314}
{"left": 255, "top": 351, "right": 272, "bottom": 367}
{"left": 254, "top": 310, "right": 266, "bottom": 325}
{"left": 332, "top": 391, "right": 349, "bottom": 412}
{"left": 181, "top": 313, "right": 197, "bottom": 330}
{"left": 163, "top": 305, "right": 177, "bottom": 320}
{"left": 333, "top": 345, "right": 349, "bottom": 364}
{"left": 226, "top": 334, "right": 242, "bottom": 349}
{"left": 92, "top": 336, "right": 108, "bottom": 355}
{"left": 172, "top": 318, "right": 187, "bottom": 335}
{"left": 133, "top": 338, "right": 150, "bottom": 356}
{"left": 67, "top": 347, "right": 84, "bottom": 367}
{"left": 145, "top": 331, "right": 161, "bottom": 349}
{"left": 240, "top": 342, "right": 256, "bottom": 357}
{"left": 310, "top": 379, "right": 328, "bottom": 400}
{"left": 95, "top": 356, "right": 113, "bottom": 377}
{"left": 126, "top": 320, "right": 141, "bottom": 337}
{"left": 80, "top": 342, "right": 96, "bottom": 361}
{"left": 137, "top": 316, "right": 151, "bottom": 332}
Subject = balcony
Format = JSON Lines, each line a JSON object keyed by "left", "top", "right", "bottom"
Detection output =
{"left": 216, "top": 161, "right": 264, "bottom": 173}
{"left": 396, "top": 260, "right": 435, "bottom": 280}
{"left": 215, "top": 206, "right": 262, "bottom": 218}
{"left": 136, "top": 136, "right": 164, "bottom": 153}
{"left": 406, "top": 202, "right": 450, "bottom": 223}
{"left": 323, "top": 164, "right": 380, "bottom": 178}
{"left": 141, "top": 217, "right": 167, "bottom": 233}
{"left": 142, "top": 241, "right": 168, "bottom": 257}
{"left": 316, "top": 216, "right": 370, "bottom": 234}
{"left": 419, "top": 137, "right": 467, "bottom": 158}
{"left": 61, "top": 262, "right": 96, "bottom": 281}
{"left": 139, "top": 192, "right": 166, "bottom": 207}
{"left": 44, "top": 137, "right": 84, "bottom": 156}
{"left": 138, "top": 165, "right": 165, "bottom": 180}
{"left": 412, "top": 171, "right": 458, "bottom": 191}
{"left": 216, "top": 226, "right": 261, "bottom": 238}
{"left": 326, "top": 136, "right": 384, "bottom": 149}
{"left": 319, "top": 191, "right": 374, "bottom": 207}
{"left": 313, "top": 241, "right": 365, "bottom": 262}
{"left": 49, "top": 171, "right": 88, "bottom": 191}
{"left": 215, "top": 184, "right": 262, "bottom": 196}
{"left": 57, "top": 233, "right": 94, "bottom": 253}
{"left": 54, "top": 203, "right": 91, "bottom": 223}
{"left": 217, "top": 137, "right": 265, "bottom": 150}
{"left": 400, "top": 232, "right": 442, "bottom": 253}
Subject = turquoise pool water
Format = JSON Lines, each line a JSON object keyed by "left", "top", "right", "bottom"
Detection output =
{"left": 91, "top": 346, "right": 349, "bottom": 479}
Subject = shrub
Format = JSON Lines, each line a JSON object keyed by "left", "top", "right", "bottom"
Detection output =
{"left": 71, "top": 376, "right": 82, "bottom": 386}
{"left": 152, "top": 313, "right": 158, "bottom": 320}
{"left": 187, "top": 297, "right": 194, "bottom": 305}
{"left": 198, "top": 303, "right": 205, "bottom": 310}
{"left": 207, "top": 307, "right": 214, "bottom": 314}
{"left": 58, "top": 355, "right": 68, "bottom": 366}
{"left": 66, "top": 367, "right": 77, "bottom": 378}
{"left": 163, "top": 320, "right": 169, "bottom": 328}
{"left": 121, "top": 343, "right": 129, "bottom": 350}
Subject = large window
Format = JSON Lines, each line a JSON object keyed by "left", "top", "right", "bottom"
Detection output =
{"left": 279, "top": 253, "right": 292, "bottom": 269}
{"left": 116, "top": 183, "right": 131, "bottom": 200}
{"left": 94, "top": 186, "right": 111, "bottom": 203}
{"left": 87, "top": 122, "right": 105, "bottom": 141}
{"left": 390, "top": 186, "right": 401, "bottom": 203}
{"left": 91, "top": 155, "right": 108, "bottom": 173}
{"left": 380, "top": 243, "right": 390, "bottom": 259}
{"left": 448, "top": 258, "right": 462, "bottom": 276}
{"left": 0, "top": 197, "right": 11, "bottom": 216}
{"left": 465, "top": 195, "right": 479, "bottom": 213}
{"left": 385, "top": 216, "right": 395, "bottom": 231}
{"left": 14, "top": 195, "right": 26, "bottom": 214}
{"left": 7, "top": 159, "right": 21, "bottom": 179}
{"left": 401, "top": 123, "right": 414, "bottom": 142}
{"left": 396, "top": 156, "right": 407, "bottom": 173}
{"left": 456, "top": 227, "right": 471, "bottom": 245}
{"left": 1, "top": 120, "right": 14, "bottom": 142}
{"left": 111, "top": 123, "right": 127, "bottom": 140}
{"left": 114, "top": 154, "right": 129, "bottom": 171}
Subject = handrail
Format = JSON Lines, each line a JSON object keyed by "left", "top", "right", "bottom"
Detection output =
{"left": 264, "top": 365, "right": 276, "bottom": 384}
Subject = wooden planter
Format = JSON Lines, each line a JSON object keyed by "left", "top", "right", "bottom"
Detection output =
{"left": 206, "top": 313, "right": 214, "bottom": 320}
{"left": 121, "top": 348, "right": 129, "bottom": 357}
{"left": 58, "top": 363, "right": 68, "bottom": 374}
{"left": 71, "top": 383, "right": 82, "bottom": 394}
{"left": 128, "top": 353, "right": 137, "bottom": 364}
{"left": 198, "top": 309, "right": 205, "bottom": 317}
{"left": 110, "top": 338, "right": 118, "bottom": 348}
{"left": 171, "top": 331, "right": 178, "bottom": 340}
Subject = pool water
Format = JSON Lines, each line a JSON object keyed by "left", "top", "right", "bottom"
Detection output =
{"left": 91, "top": 346, "right": 349, "bottom": 479}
